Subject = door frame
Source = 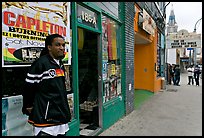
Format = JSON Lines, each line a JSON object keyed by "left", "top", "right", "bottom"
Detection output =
{"left": 71, "top": 2, "right": 125, "bottom": 134}
{"left": 71, "top": 2, "right": 103, "bottom": 130}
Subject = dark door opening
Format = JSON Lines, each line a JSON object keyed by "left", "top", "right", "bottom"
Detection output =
{"left": 78, "top": 28, "right": 100, "bottom": 136}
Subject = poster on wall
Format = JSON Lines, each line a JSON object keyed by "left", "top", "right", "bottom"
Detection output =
{"left": 2, "top": 2, "right": 71, "bottom": 67}
{"left": 102, "top": 60, "right": 108, "bottom": 81}
{"left": 2, "top": 96, "right": 34, "bottom": 136}
{"left": 142, "top": 9, "right": 156, "bottom": 36}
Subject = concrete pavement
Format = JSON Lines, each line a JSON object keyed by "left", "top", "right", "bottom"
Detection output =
{"left": 99, "top": 73, "right": 202, "bottom": 136}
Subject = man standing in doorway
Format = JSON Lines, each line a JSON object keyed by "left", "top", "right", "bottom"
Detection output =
{"left": 22, "top": 34, "right": 71, "bottom": 136}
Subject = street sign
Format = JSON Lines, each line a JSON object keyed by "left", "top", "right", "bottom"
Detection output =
{"left": 187, "top": 48, "right": 193, "bottom": 50}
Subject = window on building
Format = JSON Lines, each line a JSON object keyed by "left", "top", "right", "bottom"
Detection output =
{"left": 2, "top": 67, "right": 29, "bottom": 97}
{"left": 157, "top": 32, "right": 161, "bottom": 77}
{"left": 102, "top": 15, "right": 121, "bottom": 103}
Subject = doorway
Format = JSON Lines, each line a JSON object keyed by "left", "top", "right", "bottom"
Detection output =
{"left": 78, "top": 28, "right": 101, "bottom": 136}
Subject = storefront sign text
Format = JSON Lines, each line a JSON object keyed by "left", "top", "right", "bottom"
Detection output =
{"left": 77, "top": 4, "right": 98, "bottom": 29}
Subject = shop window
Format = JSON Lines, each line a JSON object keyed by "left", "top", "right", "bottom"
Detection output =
{"left": 102, "top": 15, "right": 121, "bottom": 103}
{"left": 2, "top": 67, "right": 29, "bottom": 97}
{"left": 157, "top": 32, "right": 161, "bottom": 77}
{"left": 157, "top": 46, "right": 161, "bottom": 77}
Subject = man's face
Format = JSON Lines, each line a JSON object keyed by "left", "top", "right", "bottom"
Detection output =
{"left": 48, "top": 37, "right": 65, "bottom": 60}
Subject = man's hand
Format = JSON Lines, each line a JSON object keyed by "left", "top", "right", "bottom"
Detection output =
{"left": 26, "top": 107, "right": 33, "bottom": 114}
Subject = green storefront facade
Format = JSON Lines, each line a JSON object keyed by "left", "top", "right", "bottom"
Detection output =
{"left": 67, "top": 2, "right": 126, "bottom": 136}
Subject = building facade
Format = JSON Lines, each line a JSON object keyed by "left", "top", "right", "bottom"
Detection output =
{"left": 2, "top": 2, "right": 168, "bottom": 136}
{"left": 2, "top": 2, "right": 136, "bottom": 136}
{"left": 133, "top": 2, "right": 166, "bottom": 95}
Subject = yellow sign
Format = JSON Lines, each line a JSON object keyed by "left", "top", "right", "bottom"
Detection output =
{"left": 111, "top": 64, "right": 116, "bottom": 75}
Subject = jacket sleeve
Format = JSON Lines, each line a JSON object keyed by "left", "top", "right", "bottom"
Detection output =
{"left": 22, "top": 61, "right": 41, "bottom": 116}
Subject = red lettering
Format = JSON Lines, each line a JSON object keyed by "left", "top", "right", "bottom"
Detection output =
{"left": 53, "top": 25, "right": 66, "bottom": 37}
{"left": 49, "top": 23, "right": 54, "bottom": 34}
{"left": 54, "top": 25, "right": 59, "bottom": 34}
{"left": 3, "top": 11, "right": 15, "bottom": 26}
{"left": 3, "top": 11, "right": 67, "bottom": 37}
{"left": 43, "top": 21, "right": 50, "bottom": 33}
{"left": 15, "top": 15, "right": 26, "bottom": 28}
{"left": 27, "top": 17, "right": 35, "bottom": 29}
{"left": 58, "top": 26, "right": 66, "bottom": 37}
{"left": 36, "top": 19, "right": 42, "bottom": 32}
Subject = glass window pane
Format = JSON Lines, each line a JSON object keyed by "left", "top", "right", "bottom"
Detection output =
{"left": 102, "top": 15, "right": 121, "bottom": 102}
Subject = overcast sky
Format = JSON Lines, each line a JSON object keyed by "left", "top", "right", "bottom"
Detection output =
{"left": 166, "top": 2, "right": 202, "bottom": 34}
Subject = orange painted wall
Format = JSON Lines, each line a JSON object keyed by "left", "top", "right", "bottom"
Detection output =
{"left": 134, "top": 42, "right": 154, "bottom": 91}
{"left": 134, "top": 4, "right": 162, "bottom": 93}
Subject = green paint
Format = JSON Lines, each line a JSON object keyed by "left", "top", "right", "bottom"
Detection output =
{"left": 103, "top": 98, "right": 124, "bottom": 130}
{"left": 66, "top": 120, "right": 80, "bottom": 136}
{"left": 134, "top": 90, "right": 154, "bottom": 109}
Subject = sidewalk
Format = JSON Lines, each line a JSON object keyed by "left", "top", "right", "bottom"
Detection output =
{"left": 99, "top": 73, "right": 202, "bottom": 136}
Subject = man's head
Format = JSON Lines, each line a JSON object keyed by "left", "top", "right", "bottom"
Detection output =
{"left": 45, "top": 34, "right": 66, "bottom": 60}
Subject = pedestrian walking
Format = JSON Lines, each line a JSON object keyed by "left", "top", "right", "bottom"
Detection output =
{"left": 194, "top": 65, "right": 201, "bottom": 86}
{"left": 187, "top": 65, "right": 194, "bottom": 85}
{"left": 172, "top": 64, "right": 176, "bottom": 85}
{"left": 173, "top": 64, "right": 181, "bottom": 86}
{"left": 167, "top": 64, "right": 174, "bottom": 85}
{"left": 22, "top": 34, "right": 71, "bottom": 136}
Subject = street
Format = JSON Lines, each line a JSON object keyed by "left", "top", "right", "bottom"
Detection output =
{"left": 99, "top": 73, "right": 202, "bottom": 136}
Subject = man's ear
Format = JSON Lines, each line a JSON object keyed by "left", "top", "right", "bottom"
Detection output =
{"left": 48, "top": 45, "right": 52, "bottom": 51}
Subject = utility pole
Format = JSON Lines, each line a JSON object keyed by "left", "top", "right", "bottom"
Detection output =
{"left": 164, "top": 2, "right": 170, "bottom": 86}
{"left": 193, "top": 18, "right": 202, "bottom": 66}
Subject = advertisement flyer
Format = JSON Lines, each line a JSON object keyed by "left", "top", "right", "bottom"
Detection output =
{"left": 2, "top": 2, "right": 71, "bottom": 67}
{"left": 2, "top": 95, "right": 33, "bottom": 136}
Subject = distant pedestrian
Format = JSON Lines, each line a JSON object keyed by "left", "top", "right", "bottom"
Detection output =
{"left": 168, "top": 64, "right": 174, "bottom": 85}
{"left": 194, "top": 65, "right": 201, "bottom": 86}
{"left": 172, "top": 64, "right": 176, "bottom": 85}
{"left": 187, "top": 65, "right": 194, "bottom": 85}
{"left": 185, "top": 65, "right": 188, "bottom": 70}
{"left": 173, "top": 64, "right": 181, "bottom": 86}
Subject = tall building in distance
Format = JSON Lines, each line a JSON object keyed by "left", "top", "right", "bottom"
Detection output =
{"left": 167, "top": 4, "right": 178, "bottom": 34}
{"left": 166, "top": 4, "right": 179, "bottom": 66}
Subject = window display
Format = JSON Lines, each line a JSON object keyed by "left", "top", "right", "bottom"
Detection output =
{"left": 102, "top": 15, "right": 121, "bottom": 103}
{"left": 2, "top": 67, "right": 29, "bottom": 97}
{"left": 157, "top": 32, "right": 161, "bottom": 77}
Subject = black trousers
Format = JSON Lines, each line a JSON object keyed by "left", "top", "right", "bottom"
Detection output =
{"left": 174, "top": 75, "right": 180, "bottom": 85}
{"left": 194, "top": 74, "right": 200, "bottom": 86}
{"left": 188, "top": 76, "right": 194, "bottom": 85}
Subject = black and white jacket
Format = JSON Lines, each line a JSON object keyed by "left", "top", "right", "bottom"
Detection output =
{"left": 22, "top": 54, "right": 71, "bottom": 127}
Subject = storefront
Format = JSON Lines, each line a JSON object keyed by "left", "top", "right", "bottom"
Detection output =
{"left": 134, "top": 3, "right": 164, "bottom": 93}
{"left": 69, "top": 2, "right": 125, "bottom": 136}
{"left": 2, "top": 2, "right": 125, "bottom": 136}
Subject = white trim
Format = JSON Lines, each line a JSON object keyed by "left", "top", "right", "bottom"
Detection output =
{"left": 44, "top": 101, "right": 50, "bottom": 119}
{"left": 25, "top": 78, "right": 41, "bottom": 83}
{"left": 25, "top": 76, "right": 53, "bottom": 83}
{"left": 27, "top": 70, "right": 49, "bottom": 78}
